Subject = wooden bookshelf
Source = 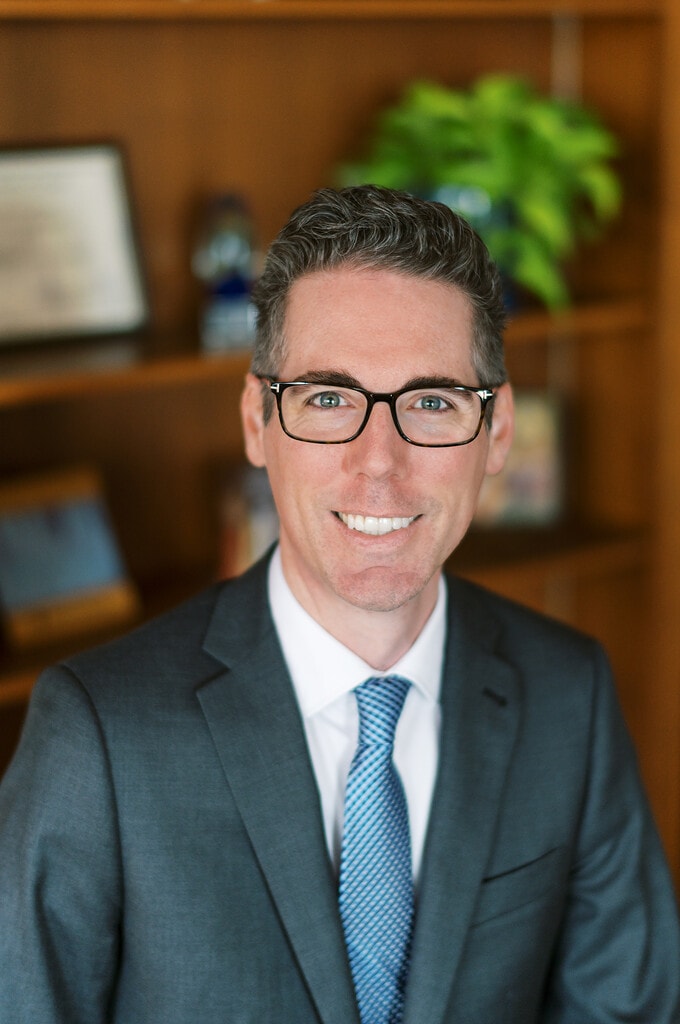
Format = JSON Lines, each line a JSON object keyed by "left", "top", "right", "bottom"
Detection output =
{"left": 0, "top": 0, "right": 677, "bottom": 882}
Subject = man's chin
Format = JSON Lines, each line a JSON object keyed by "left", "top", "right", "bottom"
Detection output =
{"left": 333, "top": 565, "right": 436, "bottom": 614}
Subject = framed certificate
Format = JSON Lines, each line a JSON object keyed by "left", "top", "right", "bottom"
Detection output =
{"left": 0, "top": 143, "right": 149, "bottom": 345}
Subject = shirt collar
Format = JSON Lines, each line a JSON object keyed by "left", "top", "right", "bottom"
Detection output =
{"left": 267, "top": 546, "right": 446, "bottom": 720}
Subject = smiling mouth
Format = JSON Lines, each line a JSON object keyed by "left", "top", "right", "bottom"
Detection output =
{"left": 335, "top": 512, "right": 418, "bottom": 536}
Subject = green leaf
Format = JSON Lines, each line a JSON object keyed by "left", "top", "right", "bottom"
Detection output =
{"left": 515, "top": 193, "right": 574, "bottom": 258}
{"left": 575, "top": 164, "right": 623, "bottom": 222}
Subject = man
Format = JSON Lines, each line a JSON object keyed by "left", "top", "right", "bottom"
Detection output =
{"left": 0, "top": 185, "right": 678, "bottom": 1023}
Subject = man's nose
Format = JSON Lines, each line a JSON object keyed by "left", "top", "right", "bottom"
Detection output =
{"left": 343, "top": 398, "right": 407, "bottom": 476}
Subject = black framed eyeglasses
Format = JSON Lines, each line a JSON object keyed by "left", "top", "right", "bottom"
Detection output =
{"left": 257, "top": 376, "right": 495, "bottom": 448}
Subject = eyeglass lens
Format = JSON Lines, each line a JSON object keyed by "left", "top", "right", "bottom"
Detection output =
{"left": 279, "top": 384, "right": 484, "bottom": 445}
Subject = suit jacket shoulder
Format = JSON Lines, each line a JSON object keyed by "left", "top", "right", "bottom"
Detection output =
{"left": 61, "top": 555, "right": 276, "bottom": 707}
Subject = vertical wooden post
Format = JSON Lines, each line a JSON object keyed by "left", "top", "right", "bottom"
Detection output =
{"left": 650, "top": 0, "right": 680, "bottom": 887}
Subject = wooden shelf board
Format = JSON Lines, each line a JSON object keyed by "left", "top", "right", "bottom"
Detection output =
{"left": 505, "top": 297, "right": 650, "bottom": 347}
{"left": 453, "top": 524, "right": 647, "bottom": 586}
{"left": 0, "top": 671, "right": 43, "bottom": 709}
{"left": 0, "top": 0, "right": 661, "bottom": 20}
{"left": 0, "top": 343, "right": 252, "bottom": 407}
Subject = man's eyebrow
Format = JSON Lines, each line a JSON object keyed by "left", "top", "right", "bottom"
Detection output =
{"left": 400, "top": 374, "right": 468, "bottom": 390}
{"left": 295, "top": 369, "right": 363, "bottom": 387}
{"left": 293, "top": 370, "right": 468, "bottom": 390}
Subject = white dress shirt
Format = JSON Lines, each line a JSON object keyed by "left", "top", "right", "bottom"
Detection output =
{"left": 268, "top": 547, "right": 445, "bottom": 883}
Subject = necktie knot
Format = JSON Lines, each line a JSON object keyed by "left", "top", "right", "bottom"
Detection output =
{"left": 355, "top": 675, "right": 411, "bottom": 750}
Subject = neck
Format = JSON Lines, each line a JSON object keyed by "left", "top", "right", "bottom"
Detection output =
{"left": 331, "top": 602, "right": 435, "bottom": 670}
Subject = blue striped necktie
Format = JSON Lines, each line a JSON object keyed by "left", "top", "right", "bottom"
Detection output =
{"left": 338, "top": 675, "right": 414, "bottom": 1024}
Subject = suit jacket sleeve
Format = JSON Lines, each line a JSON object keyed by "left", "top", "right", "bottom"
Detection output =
{"left": 543, "top": 643, "right": 680, "bottom": 1022}
{"left": 0, "top": 666, "right": 121, "bottom": 1023}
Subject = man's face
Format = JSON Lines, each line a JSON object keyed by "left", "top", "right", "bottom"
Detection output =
{"left": 242, "top": 266, "right": 513, "bottom": 624}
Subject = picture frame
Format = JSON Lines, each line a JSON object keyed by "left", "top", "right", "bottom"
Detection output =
{"left": 0, "top": 142, "right": 149, "bottom": 346}
{"left": 0, "top": 466, "right": 140, "bottom": 650}
{"left": 217, "top": 465, "right": 279, "bottom": 580}
{"left": 474, "top": 390, "right": 565, "bottom": 527}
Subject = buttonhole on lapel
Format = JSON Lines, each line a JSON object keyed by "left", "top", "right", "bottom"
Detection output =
{"left": 483, "top": 686, "right": 508, "bottom": 708}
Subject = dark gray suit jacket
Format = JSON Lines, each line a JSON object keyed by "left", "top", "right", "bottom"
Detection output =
{"left": 0, "top": 554, "right": 678, "bottom": 1023}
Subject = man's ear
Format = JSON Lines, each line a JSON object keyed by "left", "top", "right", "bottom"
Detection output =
{"left": 240, "top": 373, "right": 267, "bottom": 468}
{"left": 484, "top": 383, "right": 514, "bottom": 477}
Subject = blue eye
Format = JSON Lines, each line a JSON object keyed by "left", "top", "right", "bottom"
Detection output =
{"left": 316, "top": 391, "right": 342, "bottom": 408}
{"left": 413, "top": 393, "right": 452, "bottom": 412}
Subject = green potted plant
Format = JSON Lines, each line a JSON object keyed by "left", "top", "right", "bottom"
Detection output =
{"left": 337, "top": 75, "right": 622, "bottom": 309}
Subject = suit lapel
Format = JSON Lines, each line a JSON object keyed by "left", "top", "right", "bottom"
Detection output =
{"left": 197, "top": 562, "right": 359, "bottom": 1024}
{"left": 402, "top": 578, "right": 521, "bottom": 1024}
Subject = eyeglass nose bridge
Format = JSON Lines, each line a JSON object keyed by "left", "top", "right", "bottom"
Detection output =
{"left": 354, "top": 390, "right": 410, "bottom": 444}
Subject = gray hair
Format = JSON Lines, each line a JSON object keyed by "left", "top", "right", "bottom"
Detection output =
{"left": 251, "top": 184, "right": 508, "bottom": 391}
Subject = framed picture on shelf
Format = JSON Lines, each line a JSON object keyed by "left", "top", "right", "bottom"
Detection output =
{"left": 217, "top": 465, "right": 279, "bottom": 580}
{"left": 0, "top": 466, "right": 139, "bottom": 650}
{"left": 0, "top": 142, "right": 149, "bottom": 346}
{"left": 474, "top": 390, "right": 565, "bottom": 528}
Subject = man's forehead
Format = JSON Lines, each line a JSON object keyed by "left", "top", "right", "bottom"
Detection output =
{"left": 280, "top": 267, "right": 476, "bottom": 378}
{"left": 283, "top": 267, "right": 473, "bottom": 331}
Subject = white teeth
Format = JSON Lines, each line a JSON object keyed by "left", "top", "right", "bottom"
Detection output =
{"left": 338, "top": 512, "right": 416, "bottom": 535}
